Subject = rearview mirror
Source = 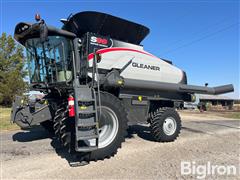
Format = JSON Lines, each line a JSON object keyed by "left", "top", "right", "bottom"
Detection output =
{"left": 35, "top": 14, "right": 48, "bottom": 43}
{"left": 40, "top": 21, "right": 48, "bottom": 43}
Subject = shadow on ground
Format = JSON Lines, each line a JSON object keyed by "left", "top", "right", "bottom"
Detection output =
{"left": 11, "top": 126, "right": 75, "bottom": 164}
{"left": 11, "top": 120, "right": 238, "bottom": 165}
{"left": 11, "top": 124, "right": 154, "bottom": 166}
{"left": 127, "top": 124, "right": 155, "bottom": 142}
{"left": 12, "top": 124, "right": 154, "bottom": 142}
{"left": 12, "top": 125, "right": 52, "bottom": 142}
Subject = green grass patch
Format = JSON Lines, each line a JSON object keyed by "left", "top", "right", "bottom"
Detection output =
{"left": 222, "top": 112, "right": 240, "bottom": 119}
{"left": 0, "top": 107, "right": 19, "bottom": 131}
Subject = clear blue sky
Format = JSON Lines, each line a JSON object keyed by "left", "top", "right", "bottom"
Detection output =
{"left": 1, "top": 0, "right": 239, "bottom": 98}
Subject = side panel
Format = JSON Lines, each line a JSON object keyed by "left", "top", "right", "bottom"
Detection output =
{"left": 88, "top": 48, "right": 184, "bottom": 84}
{"left": 121, "top": 97, "right": 176, "bottom": 124}
{"left": 121, "top": 98, "right": 148, "bottom": 123}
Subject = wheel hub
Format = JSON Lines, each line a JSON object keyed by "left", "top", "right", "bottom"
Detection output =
{"left": 86, "top": 106, "right": 119, "bottom": 149}
{"left": 163, "top": 117, "right": 177, "bottom": 136}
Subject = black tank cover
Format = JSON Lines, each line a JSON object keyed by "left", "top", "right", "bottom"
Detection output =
{"left": 62, "top": 11, "right": 150, "bottom": 45}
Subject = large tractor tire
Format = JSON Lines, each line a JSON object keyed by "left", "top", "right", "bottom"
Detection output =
{"left": 89, "top": 92, "right": 128, "bottom": 161}
{"left": 149, "top": 108, "right": 181, "bottom": 142}
{"left": 53, "top": 106, "right": 72, "bottom": 147}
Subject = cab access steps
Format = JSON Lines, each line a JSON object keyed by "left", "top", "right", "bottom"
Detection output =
{"left": 74, "top": 85, "right": 99, "bottom": 152}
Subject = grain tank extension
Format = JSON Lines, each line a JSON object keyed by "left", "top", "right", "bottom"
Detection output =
{"left": 11, "top": 11, "right": 234, "bottom": 165}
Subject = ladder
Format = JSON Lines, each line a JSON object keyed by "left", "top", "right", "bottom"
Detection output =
{"left": 74, "top": 50, "right": 100, "bottom": 152}
{"left": 74, "top": 85, "right": 99, "bottom": 152}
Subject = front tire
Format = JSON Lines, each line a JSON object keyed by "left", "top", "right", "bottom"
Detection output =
{"left": 149, "top": 108, "right": 181, "bottom": 142}
{"left": 89, "top": 92, "right": 128, "bottom": 161}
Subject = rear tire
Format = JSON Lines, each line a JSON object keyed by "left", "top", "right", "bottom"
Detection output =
{"left": 149, "top": 108, "right": 181, "bottom": 142}
{"left": 89, "top": 92, "right": 128, "bottom": 161}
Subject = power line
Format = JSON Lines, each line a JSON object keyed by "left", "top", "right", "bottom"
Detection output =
{"left": 161, "top": 22, "right": 239, "bottom": 56}
{"left": 159, "top": 15, "right": 237, "bottom": 51}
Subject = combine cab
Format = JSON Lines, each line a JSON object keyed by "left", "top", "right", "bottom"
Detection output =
{"left": 11, "top": 11, "right": 234, "bottom": 165}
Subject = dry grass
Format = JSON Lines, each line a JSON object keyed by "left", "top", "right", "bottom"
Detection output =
{"left": 221, "top": 112, "right": 240, "bottom": 119}
{"left": 180, "top": 109, "right": 240, "bottom": 120}
{"left": 0, "top": 107, "right": 19, "bottom": 131}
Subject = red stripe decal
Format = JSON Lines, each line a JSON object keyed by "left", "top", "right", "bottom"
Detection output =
{"left": 87, "top": 47, "right": 156, "bottom": 60}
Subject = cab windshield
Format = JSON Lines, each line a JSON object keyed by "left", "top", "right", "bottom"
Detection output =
{"left": 25, "top": 36, "right": 73, "bottom": 84}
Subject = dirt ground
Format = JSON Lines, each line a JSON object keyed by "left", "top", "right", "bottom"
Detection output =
{"left": 1, "top": 110, "right": 240, "bottom": 179}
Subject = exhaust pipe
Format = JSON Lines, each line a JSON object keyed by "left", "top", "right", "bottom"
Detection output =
{"left": 123, "top": 79, "right": 234, "bottom": 95}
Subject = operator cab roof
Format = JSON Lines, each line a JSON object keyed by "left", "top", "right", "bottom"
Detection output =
{"left": 14, "top": 22, "right": 76, "bottom": 45}
{"left": 62, "top": 11, "right": 150, "bottom": 45}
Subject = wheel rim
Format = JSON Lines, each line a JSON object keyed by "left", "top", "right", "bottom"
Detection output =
{"left": 163, "top": 117, "right": 177, "bottom": 136}
{"left": 86, "top": 106, "right": 119, "bottom": 149}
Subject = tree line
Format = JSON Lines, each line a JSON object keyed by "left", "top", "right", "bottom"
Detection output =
{"left": 0, "top": 33, "right": 27, "bottom": 106}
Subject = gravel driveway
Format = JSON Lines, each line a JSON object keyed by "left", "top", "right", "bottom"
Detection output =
{"left": 1, "top": 112, "right": 239, "bottom": 179}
